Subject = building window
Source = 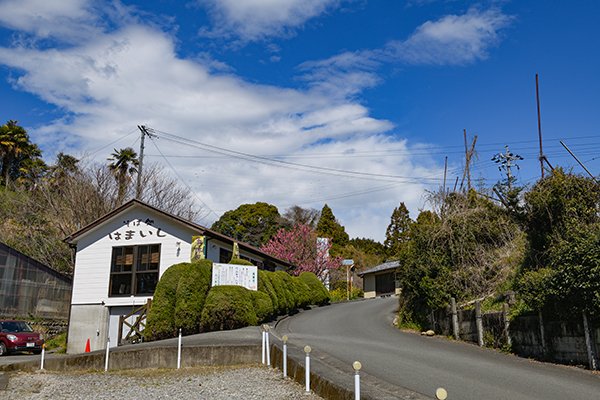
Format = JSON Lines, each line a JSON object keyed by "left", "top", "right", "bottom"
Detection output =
{"left": 109, "top": 244, "right": 160, "bottom": 297}
{"left": 219, "top": 248, "right": 232, "bottom": 263}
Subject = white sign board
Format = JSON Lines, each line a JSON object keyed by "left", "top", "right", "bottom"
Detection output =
{"left": 211, "top": 263, "right": 258, "bottom": 291}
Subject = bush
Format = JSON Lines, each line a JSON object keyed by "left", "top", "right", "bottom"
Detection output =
{"left": 274, "top": 271, "right": 298, "bottom": 310}
{"left": 291, "top": 277, "right": 311, "bottom": 309}
{"left": 200, "top": 286, "right": 258, "bottom": 331}
{"left": 299, "top": 272, "right": 330, "bottom": 306}
{"left": 251, "top": 290, "right": 274, "bottom": 322}
{"left": 145, "top": 262, "right": 189, "bottom": 341}
{"left": 174, "top": 260, "right": 213, "bottom": 335}
{"left": 329, "top": 287, "right": 363, "bottom": 303}
{"left": 269, "top": 271, "right": 294, "bottom": 313}
{"left": 258, "top": 270, "right": 279, "bottom": 313}
{"left": 229, "top": 258, "right": 254, "bottom": 266}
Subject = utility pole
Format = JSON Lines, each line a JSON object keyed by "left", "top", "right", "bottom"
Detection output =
{"left": 536, "top": 73, "right": 545, "bottom": 179}
{"left": 443, "top": 156, "right": 448, "bottom": 195}
{"left": 136, "top": 125, "right": 154, "bottom": 199}
{"left": 492, "top": 145, "right": 523, "bottom": 191}
{"left": 460, "top": 130, "right": 478, "bottom": 192}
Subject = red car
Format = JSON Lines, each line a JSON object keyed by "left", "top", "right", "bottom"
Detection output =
{"left": 0, "top": 320, "right": 44, "bottom": 356}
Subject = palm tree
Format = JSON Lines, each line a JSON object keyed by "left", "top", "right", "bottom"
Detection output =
{"left": 108, "top": 147, "right": 139, "bottom": 205}
{"left": 0, "top": 120, "right": 43, "bottom": 187}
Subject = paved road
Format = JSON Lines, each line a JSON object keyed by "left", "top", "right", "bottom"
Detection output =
{"left": 276, "top": 296, "right": 600, "bottom": 400}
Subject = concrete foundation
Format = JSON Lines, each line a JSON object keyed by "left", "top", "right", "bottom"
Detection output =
{"left": 67, "top": 304, "right": 109, "bottom": 354}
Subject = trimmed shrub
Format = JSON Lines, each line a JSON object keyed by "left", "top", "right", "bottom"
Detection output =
{"left": 145, "top": 262, "right": 189, "bottom": 340}
{"left": 299, "top": 272, "right": 330, "bottom": 306}
{"left": 229, "top": 258, "right": 254, "bottom": 266}
{"left": 274, "top": 270, "right": 298, "bottom": 311}
{"left": 258, "top": 270, "right": 279, "bottom": 312}
{"left": 174, "top": 260, "right": 213, "bottom": 335}
{"left": 200, "top": 285, "right": 258, "bottom": 331}
{"left": 269, "top": 271, "right": 293, "bottom": 313}
{"left": 291, "top": 277, "right": 311, "bottom": 309}
{"left": 251, "top": 290, "right": 274, "bottom": 322}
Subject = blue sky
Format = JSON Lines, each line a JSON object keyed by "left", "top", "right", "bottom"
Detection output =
{"left": 1, "top": 1, "right": 599, "bottom": 241}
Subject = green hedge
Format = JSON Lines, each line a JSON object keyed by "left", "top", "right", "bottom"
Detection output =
{"left": 299, "top": 272, "right": 330, "bottom": 306}
{"left": 200, "top": 285, "right": 258, "bottom": 331}
{"left": 258, "top": 270, "right": 279, "bottom": 313}
{"left": 251, "top": 290, "right": 274, "bottom": 322}
{"left": 174, "top": 260, "right": 212, "bottom": 335}
{"left": 145, "top": 262, "right": 190, "bottom": 341}
{"left": 147, "top": 259, "right": 331, "bottom": 337}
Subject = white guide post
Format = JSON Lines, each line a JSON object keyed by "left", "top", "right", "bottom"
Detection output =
{"left": 104, "top": 338, "right": 110, "bottom": 372}
{"left": 177, "top": 328, "right": 182, "bottom": 369}
{"left": 40, "top": 344, "right": 45, "bottom": 370}
{"left": 261, "top": 330, "right": 266, "bottom": 364}
{"left": 304, "top": 345, "right": 312, "bottom": 392}
{"left": 353, "top": 361, "right": 362, "bottom": 400}
{"left": 282, "top": 335, "right": 288, "bottom": 378}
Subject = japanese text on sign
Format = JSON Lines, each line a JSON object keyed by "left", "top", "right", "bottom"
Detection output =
{"left": 107, "top": 217, "right": 166, "bottom": 241}
{"left": 212, "top": 263, "right": 258, "bottom": 291}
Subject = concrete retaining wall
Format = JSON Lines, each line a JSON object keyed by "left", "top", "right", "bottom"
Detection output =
{"left": 432, "top": 304, "right": 599, "bottom": 368}
{"left": 0, "top": 345, "right": 261, "bottom": 373}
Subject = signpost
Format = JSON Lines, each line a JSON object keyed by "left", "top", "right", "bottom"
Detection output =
{"left": 342, "top": 259, "right": 354, "bottom": 300}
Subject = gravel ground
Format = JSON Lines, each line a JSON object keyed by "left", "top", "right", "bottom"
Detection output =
{"left": 5, "top": 365, "right": 324, "bottom": 400}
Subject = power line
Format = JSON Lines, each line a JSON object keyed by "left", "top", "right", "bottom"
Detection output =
{"left": 147, "top": 127, "right": 448, "bottom": 184}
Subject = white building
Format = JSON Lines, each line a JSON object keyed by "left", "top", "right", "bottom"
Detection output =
{"left": 64, "top": 199, "right": 293, "bottom": 354}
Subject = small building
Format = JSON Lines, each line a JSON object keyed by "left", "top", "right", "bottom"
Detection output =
{"left": 0, "top": 242, "right": 72, "bottom": 319}
{"left": 64, "top": 199, "right": 294, "bottom": 354}
{"left": 358, "top": 260, "right": 401, "bottom": 298}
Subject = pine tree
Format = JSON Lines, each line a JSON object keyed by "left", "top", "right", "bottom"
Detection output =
{"left": 384, "top": 202, "right": 412, "bottom": 258}
{"left": 316, "top": 204, "right": 349, "bottom": 247}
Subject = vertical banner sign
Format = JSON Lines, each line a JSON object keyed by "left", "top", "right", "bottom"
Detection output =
{"left": 190, "top": 235, "right": 206, "bottom": 262}
{"left": 212, "top": 263, "right": 258, "bottom": 291}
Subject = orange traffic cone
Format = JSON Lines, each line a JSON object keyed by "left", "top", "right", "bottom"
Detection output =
{"left": 85, "top": 338, "right": 91, "bottom": 353}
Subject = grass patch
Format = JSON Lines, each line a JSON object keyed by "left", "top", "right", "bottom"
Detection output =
{"left": 44, "top": 332, "right": 67, "bottom": 353}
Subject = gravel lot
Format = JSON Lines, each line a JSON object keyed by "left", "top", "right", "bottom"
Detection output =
{"left": 5, "top": 365, "right": 324, "bottom": 400}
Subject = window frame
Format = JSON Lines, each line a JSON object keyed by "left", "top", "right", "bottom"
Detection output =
{"left": 108, "top": 244, "right": 161, "bottom": 297}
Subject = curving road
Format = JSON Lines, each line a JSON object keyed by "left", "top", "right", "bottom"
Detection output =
{"left": 276, "top": 296, "right": 600, "bottom": 400}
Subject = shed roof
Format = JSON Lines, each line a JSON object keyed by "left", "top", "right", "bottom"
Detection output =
{"left": 357, "top": 260, "right": 401, "bottom": 277}
{"left": 64, "top": 199, "right": 295, "bottom": 269}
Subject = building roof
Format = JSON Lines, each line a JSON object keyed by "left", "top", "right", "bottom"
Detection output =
{"left": 0, "top": 242, "right": 72, "bottom": 284}
{"left": 357, "top": 260, "right": 401, "bottom": 277}
{"left": 64, "top": 199, "right": 296, "bottom": 269}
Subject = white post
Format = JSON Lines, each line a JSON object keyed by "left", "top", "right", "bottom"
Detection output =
{"left": 304, "top": 346, "right": 311, "bottom": 392}
{"left": 266, "top": 329, "right": 271, "bottom": 366}
{"left": 177, "top": 328, "right": 182, "bottom": 369}
{"left": 353, "top": 361, "right": 362, "bottom": 400}
{"left": 40, "top": 344, "right": 45, "bottom": 370}
{"left": 104, "top": 338, "right": 110, "bottom": 372}
{"left": 261, "top": 330, "right": 266, "bottom": 364}
{"left": 435, "top": 388, "right": 448, "bottom": 400}
{"left": 282, "top": 335, "right": 288, "bottom": 378}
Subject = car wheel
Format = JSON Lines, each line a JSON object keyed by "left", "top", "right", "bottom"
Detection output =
{"left": 32, "top": 349, "right": 42, "bottom": 355}
{"left": 0, "top": 342, "right": 7, "bottom": 356}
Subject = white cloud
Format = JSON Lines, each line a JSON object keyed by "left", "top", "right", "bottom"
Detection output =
{"left": 390, "top": 8, "right": 512, "bottom": 65}
{"left": 198, "top": 0, "right": 340, "bottom": 41}
{"left": 0, "top": 0, "right": 102, "bottom": 42}
{"left": 0, "top": 1, "right": 445, "bottom": 242}
{"left": 301, "top": 8, "right": 511, "bottom": 93}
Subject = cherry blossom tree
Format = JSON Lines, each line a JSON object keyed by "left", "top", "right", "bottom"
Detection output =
{"left": 261, "top": 224, "right": 341, "bottom": 280}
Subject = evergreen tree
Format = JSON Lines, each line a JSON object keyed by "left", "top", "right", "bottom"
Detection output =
{"left": 211, "top": 202, "right": 284, "bottom": 247}
{"left": 384, "top": 202, "right": 412, "bottom": 258}
{"left": 0, "top": 120, "right": 45, "bottom": 188}
{"left": 108, "top": 147, "right": 139, "bottom": 205}
{"left": 316, "top": 204, "right": 349, "bottom": 247}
